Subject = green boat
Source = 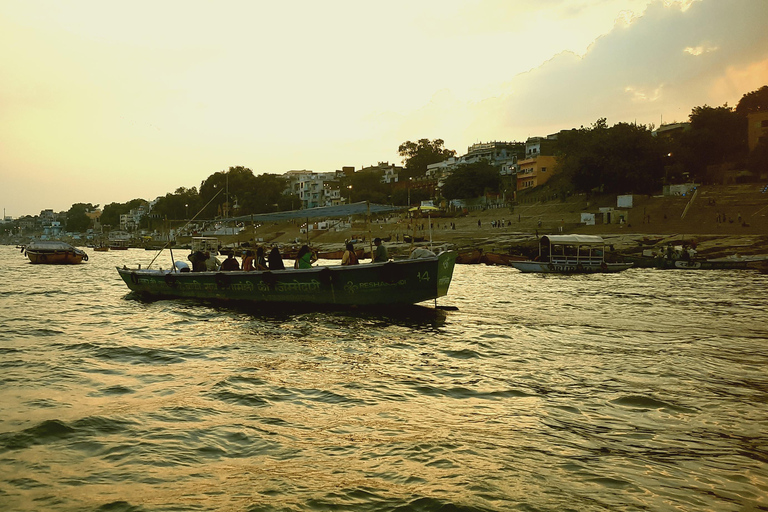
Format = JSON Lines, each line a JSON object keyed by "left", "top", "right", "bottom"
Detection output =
{"left": 116, "top": 251, "right": 458, "bottom": 306}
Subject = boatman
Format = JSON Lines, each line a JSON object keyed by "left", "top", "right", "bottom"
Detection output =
{"left": 372, "top": 237, "right": 388, "bottom": 263}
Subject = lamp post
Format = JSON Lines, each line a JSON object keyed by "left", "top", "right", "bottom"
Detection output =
{"left": 347, "top": 185, "right": 353, "bottom": 205}
{"left": 407, "top": 177, "right": 413, "bottom": 207}
{"left": 185, "top": 203, "right": 188, "bottom": 219}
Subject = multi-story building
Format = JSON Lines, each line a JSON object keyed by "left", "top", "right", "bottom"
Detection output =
{"left": 516, "top": 155, "right": 558, "bottom": 191}
{"left": 358, "top": 162, "right": 404, "bottom": 184}
{"left": 515, "top": 135, "right": 559, "bottom": 192}
{"left": 285, "top": 170, "right": 346, "bottom": 209}
{"left": 429, "top": 141, "right": 524, "bottom": 196}
{"left": 120, "top": 205, "right": 147, "bottom": 231}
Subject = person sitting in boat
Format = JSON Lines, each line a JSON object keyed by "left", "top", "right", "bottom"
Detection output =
{"left": 372, "top": 237, "right": 388, "bottom": 263}
{"left": 268, "top": 247, "right": 285, "bottom": 270}
{"left": 189, "top": 250, "right": 207, "bottom": 272}
{"left": 409, "top": 246, "right": 436, "bottom": 259}
{"left": 254, "top": 247, "right": 268, "bottom": 270}
{"left": 220, "top": 252, "right": 240, "bottom": 271}
{"left": 294, "top": 245, "right": 317, "bottom": 269}
{"left": 204, "top": 251, "right": 221, "bottom": 271}
{"left": 341, "top": 242, "right": 359, "bottom": 265}
{"left": 241, "top": 250, "right": 254, "bottom": 271}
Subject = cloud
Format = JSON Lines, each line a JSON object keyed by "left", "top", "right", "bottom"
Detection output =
{"left": 398, "top": 0, "right": 768, "bottom": 148}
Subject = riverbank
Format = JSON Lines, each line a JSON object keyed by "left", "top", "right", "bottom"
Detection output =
{"left": 228, "top": 183, "right": 768, "bottom": 260}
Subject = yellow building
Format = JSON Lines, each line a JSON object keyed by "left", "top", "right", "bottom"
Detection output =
{"left": 516, "top": 155, "right": 558, "bottom": 191}
{"left": 747, "top": 112, "right": 768, "bottom": 151}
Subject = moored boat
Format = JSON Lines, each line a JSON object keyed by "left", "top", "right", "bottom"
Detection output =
{"left": 509, "top": 235, "right": 632, "bottom": 274}
{"left": 116, "top": 251, "right": 458, "bottom": 306}
{"left": 621, "top": 245, "right": 754, "bottom": 270}
{"left": 480, "top": 252, "right": 527, "bottom": 266}
{"left": 23, "top": 241, "right": 88, "bottom": 264}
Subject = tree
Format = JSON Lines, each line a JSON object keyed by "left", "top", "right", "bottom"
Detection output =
{"left": 556, "top": 119, "right": 664, "bottom": 194}
{"left": 65, "top": 203, "right": 97, "bottom": 232}
{"left": 101, "top": 199, "right": 149, "bottom": 229}
{"left": 736, "top": 85, "right": 768, "bottom": 115}
{"left": 441, "top": 161, "right": 501, "bottom": 200}
{"left": 348, "top": 170, "right": 390, "bottom": 204}
{"left": 152, "top": 187, "right": 200, "bottom": 221}
{"left": 199, "top": 166, "right": 258, "bottom": 218}
{"left": 398, "top": 139, "right": 456, "bottom": 179}
{"left": 245, "top": 173, "right": 290, "bottom": 213}
{"left": 673, "top": 105, "right": 747, "bottom": 179}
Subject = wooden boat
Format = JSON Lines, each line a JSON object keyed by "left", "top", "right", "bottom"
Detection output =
{"left": 480, "top": 252, "right": 528, "bottom": 266}
{"left": 456, "top": 249, "right": 483, "bottom": 264}
{"left": 509, "top": 235, "right": 632, "bottom": 274}
{"left": 23, "top": 241, "right": 88, "bottom": 264}
{"left": 116, "top": 251, "right": 458, "bottom": 306}
{"left": 109, "top": 240, "right": 129, "bottom": 250}
{"left": 621, "top": 249, "right": 753, "bottom": 270}
{"left": 455, "top": 249, "right": 526, "bottom": 266}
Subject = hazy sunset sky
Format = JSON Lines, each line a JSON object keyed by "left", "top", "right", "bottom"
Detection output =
{"left": 2, "top": 0, "right": 767, "bottom": 217}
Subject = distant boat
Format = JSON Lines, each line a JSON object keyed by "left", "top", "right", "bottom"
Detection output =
{"left": 116, "top": 251, "right": 458, "bottom": 307}
{"left": 109, "top": 240, "right": 129, "bottom": 250}
{"left": 509, "top": 235, "right": 633, "bottom": 273}
{"left": 622, "top": 254, "right": 751, "bottom": 270}
{"left": 23, "top": 241, "right": 88, "bottom": 264}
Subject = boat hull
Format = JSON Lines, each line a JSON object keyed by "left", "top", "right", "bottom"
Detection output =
{"left": 24, "top": 242, "right": 88, "bottom": 264}
{"left": 27, "top": 250, "right": 86, "bottom": 264}
{"left": 510, "top": 260, "right": 633, "bottom": 273}
{"left": 116, "top": 251, "right": 458, "bottom": 306}
{"left": 621, "top": 255, "right": 751, "bottom": 270}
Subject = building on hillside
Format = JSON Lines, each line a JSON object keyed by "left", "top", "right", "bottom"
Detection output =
{"left": 428, "top": 141, "right": 524, "bottom": 199}
{"left": 18, "top": 216, "right": 37, "bottom": 233}
{"left": 523, "top": 136, "right": 558, "bottom": 159}
{"left": 747, "top": 112, "right": 768, "bottom": 151}
{"left": 516, "top": 155, "right": 558, "bottom": 191}
{"left": 358, "top": 162, "right": 404, "bottom": 184}
{"left": 85, "top": 209, "right": 102, "bottom": 232}
{"left": 653, "top": 123, "right": 690, "bottom": 139}
{"left": 120, "top": 205, "right": 147, "bottom": 231}
{"left": 284, "top": 170, "right": 347, "bottom": 209}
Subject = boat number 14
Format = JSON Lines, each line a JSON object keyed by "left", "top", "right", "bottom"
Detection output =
{"left": 417, "top": 271, "right": 430, "bottom": 282}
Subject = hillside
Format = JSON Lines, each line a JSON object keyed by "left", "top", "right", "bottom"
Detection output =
{"left": 207, "top": 183, "right": 768, "bottom": 260}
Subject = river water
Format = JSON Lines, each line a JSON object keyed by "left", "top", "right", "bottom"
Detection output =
{"left": 1, "top": 245, "right": 767, "bottom": 511}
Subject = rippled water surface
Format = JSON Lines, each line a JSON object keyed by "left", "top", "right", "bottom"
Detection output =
{"left": 1, "top": 245, "right": 767, "bottom": 511}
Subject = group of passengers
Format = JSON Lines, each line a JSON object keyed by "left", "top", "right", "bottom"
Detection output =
{"left": 180, "top": 237, "right": 434, "bottom": 273}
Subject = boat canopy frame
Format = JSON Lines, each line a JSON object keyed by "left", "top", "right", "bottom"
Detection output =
{"left": 539, "top": 235, "right": 607, "bottom": 265}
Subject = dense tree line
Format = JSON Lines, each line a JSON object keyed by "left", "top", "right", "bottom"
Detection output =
{"left": 553, "top": 85, "right": 768, "bottom": 196}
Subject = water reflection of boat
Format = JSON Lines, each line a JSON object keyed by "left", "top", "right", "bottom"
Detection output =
{"left": 116, "top": 251, "right": 458, "bottom": 306}
{"left": 23, "top": 241, "right": 89, "bottom": 264}
{"left": 510, "top": 235, "right": 632, "bottom": 274}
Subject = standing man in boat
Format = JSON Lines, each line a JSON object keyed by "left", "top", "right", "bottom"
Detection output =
{"left": 372, "top": 237, "right": 388, "bottom": 263}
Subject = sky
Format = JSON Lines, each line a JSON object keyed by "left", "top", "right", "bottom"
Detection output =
{"left": 2, "top": 0, "right": 767, "bottom": 218}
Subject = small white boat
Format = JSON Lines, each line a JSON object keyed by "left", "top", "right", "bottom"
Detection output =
{"left": 510, "top": 235, "right": 633, "bottom": 274}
